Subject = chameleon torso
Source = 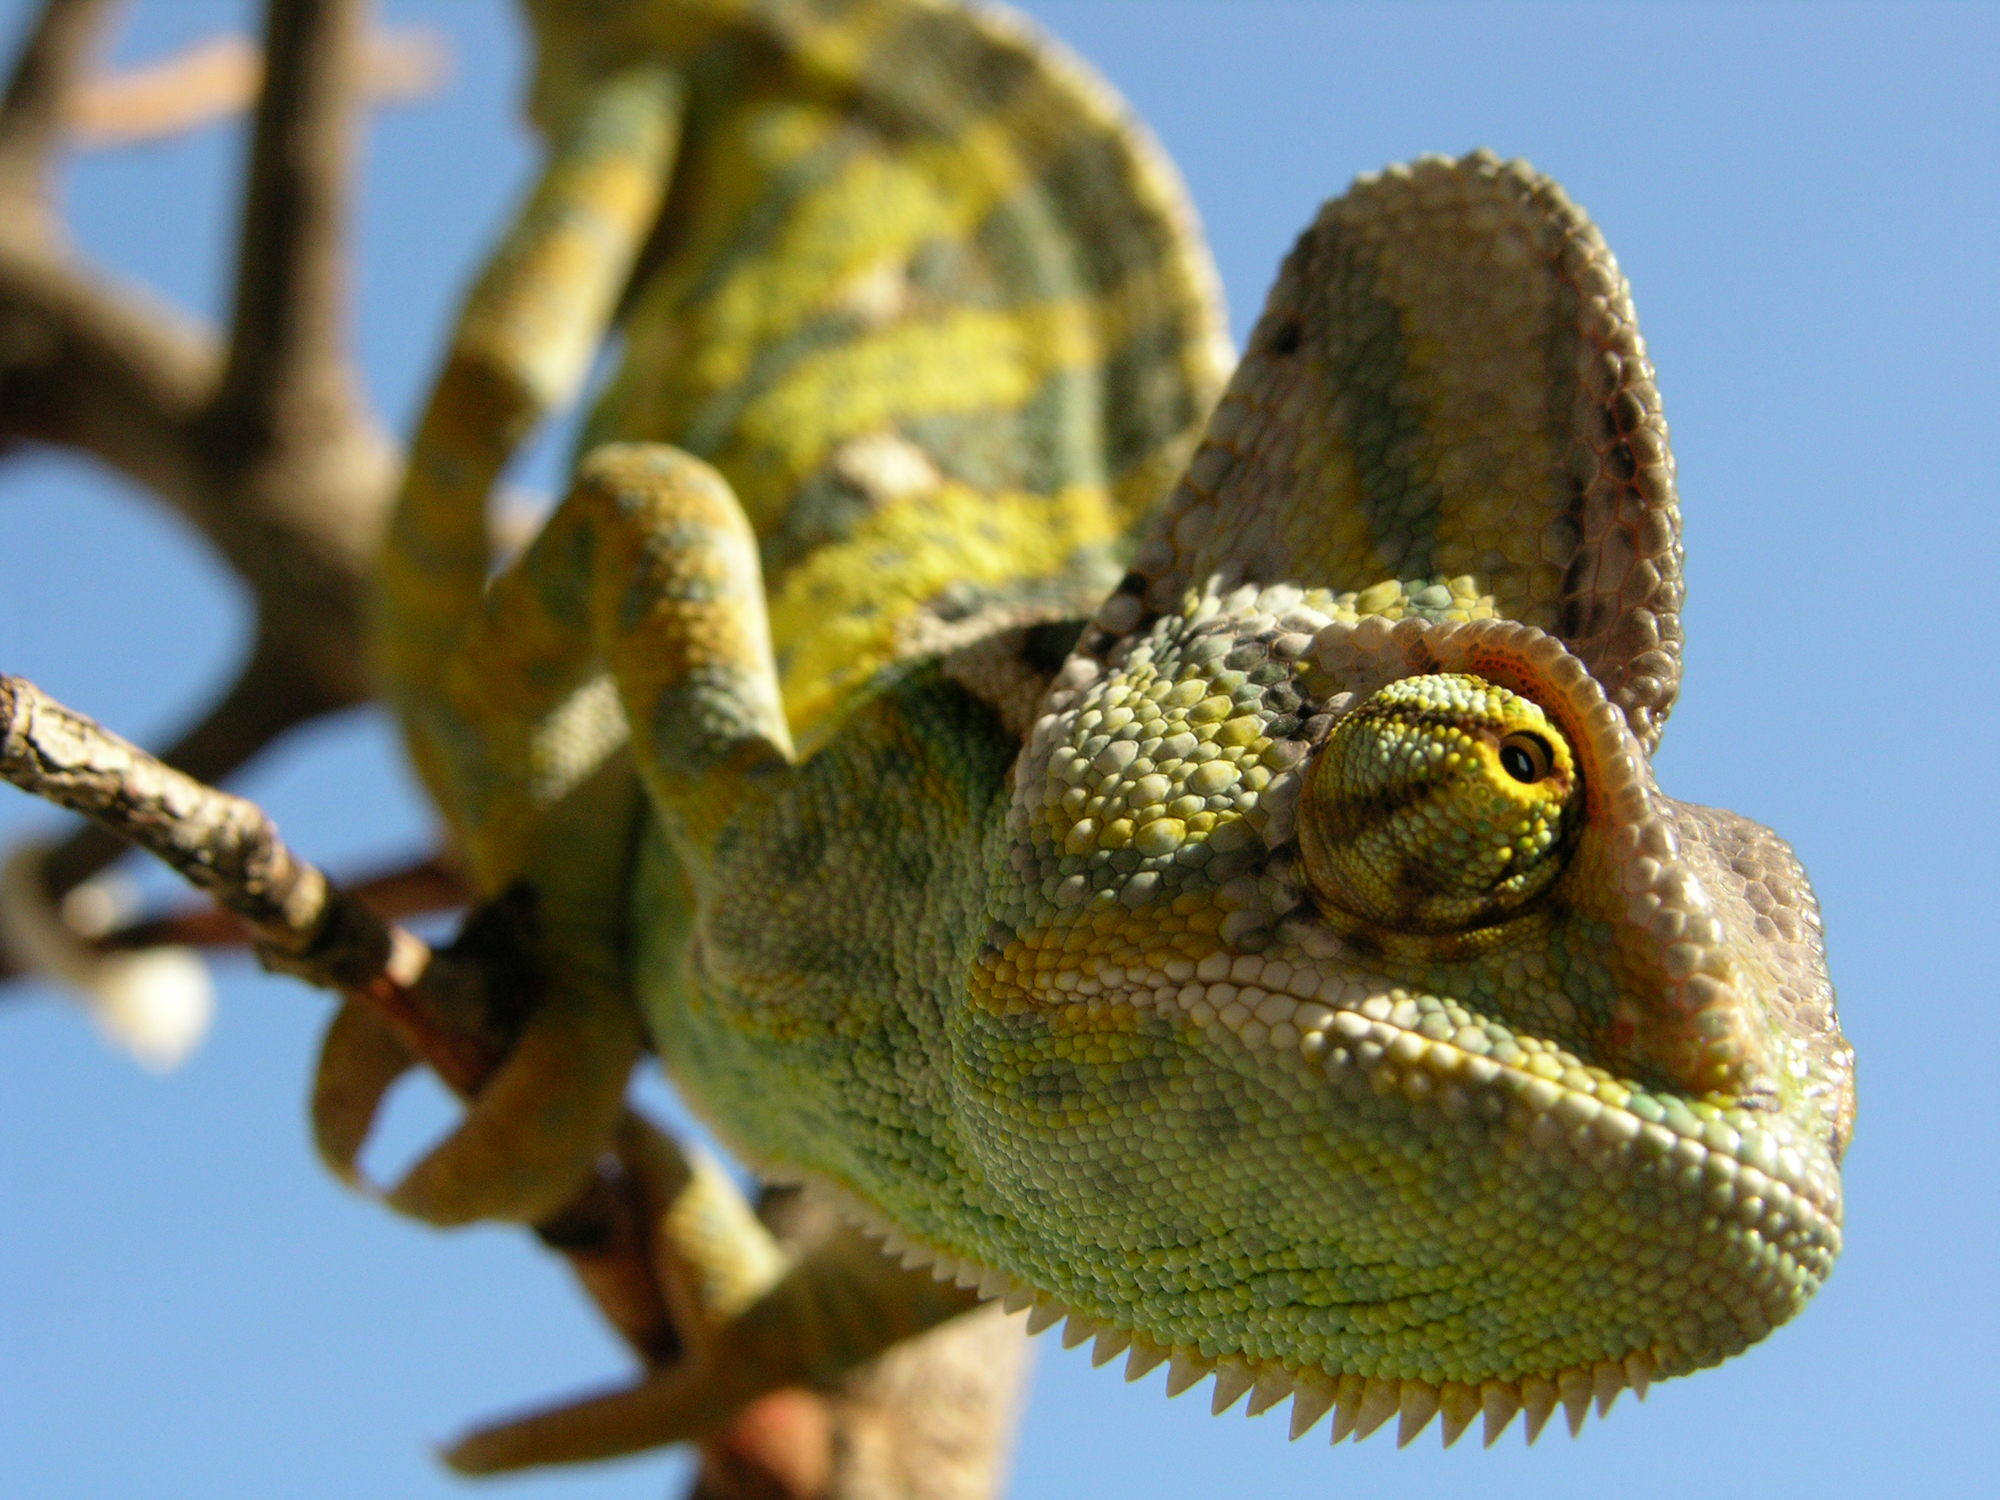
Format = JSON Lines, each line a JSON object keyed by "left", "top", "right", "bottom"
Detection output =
{"left": 359, "top": 0, "right": 1852, "bottom": 1461}
{"left": 539, "top": 0, "right": 1229, "bottom": 738}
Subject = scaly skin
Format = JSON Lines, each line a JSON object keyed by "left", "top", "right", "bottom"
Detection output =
{"left": 352, "top": 0, "right": 1853, "bottom": 1471}
{"left": 349, "top": 0, "right": 1227, "bottom": 1233}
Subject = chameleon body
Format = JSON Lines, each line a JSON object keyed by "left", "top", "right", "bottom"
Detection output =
{"left": 347, "top": 0, "right": 1853, "bottom": 1468}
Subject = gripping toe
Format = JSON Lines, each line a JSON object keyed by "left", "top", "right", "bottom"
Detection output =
{"left": 311, "top": 974, "right": 641, "bottom": 1226}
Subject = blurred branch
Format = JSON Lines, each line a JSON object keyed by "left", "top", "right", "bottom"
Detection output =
{"left": 0, "top": 227, "right": 216, "bottom": 486}
{"left": 1, "top": 0, "right": 400, "bottom": 907}
{"left": 98, "top": 850, "right": 466, "bottom": 953}
{"left": 0, "top": 0, "right": 115, "bottom": 220}
{"left": 212, "top": 0, "right": 371, "bottom": 449}
{"left": 66, "top": 27, "right": 447, "bottom": 145}
{"left": 703, "top": 1191, "right": 1029, "bottom": 1500}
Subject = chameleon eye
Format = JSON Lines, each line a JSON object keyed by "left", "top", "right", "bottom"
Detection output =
{"left": 1498, "top": 731, "right": 1553, "bottom": 784}
{"left": 1298, "top": 674, "right": 1582, "bottom": 933}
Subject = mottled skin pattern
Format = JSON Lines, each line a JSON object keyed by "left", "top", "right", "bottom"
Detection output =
{"left": 346, "top": 0, "right": 1853, "bottom": 1471}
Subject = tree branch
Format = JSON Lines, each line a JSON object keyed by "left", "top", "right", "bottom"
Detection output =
{"left": 65, "top": 27, "right": 448, "bottom": 146}
{"left": 0, "top": 225, "right": 214, "bottom": 488}
{"left": 37, "top": 634, "right": 369, "bottom": 898}
{"left": 1, "top": 671, "right": 424, "bottom": 1024}
{"left": 209, "top": 0, "right": 370, "bottom": 453}
{"left": 0, "top": 215, "right": 387, "bottom": 807}
{"left": 0, "top": 0, "right": 114, "bottom": 216}
{"left": 1, "top": 0, "right": 397, "bottom": 917}
{"left": 96, "top": 852, "right": 464, "bottom": 954}
{"left": 2, "top": 668, "right": 637, "bottom": 1270}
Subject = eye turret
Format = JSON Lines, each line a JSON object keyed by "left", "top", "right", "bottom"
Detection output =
{"left": 1298, "top": 673, "right": 1581, "bottom": 933}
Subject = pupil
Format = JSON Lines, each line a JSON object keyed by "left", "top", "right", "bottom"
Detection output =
{"left": 1499, "top": 738, "right": 1545, "bottom": 783}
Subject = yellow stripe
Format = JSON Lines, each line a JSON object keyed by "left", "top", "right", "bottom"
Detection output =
{"left": 724, "top": 300, "right": 1101, "bottom": 523}
{"left": 769, "top": 479, "right": 1119, "bottom": 736}
{"left": 787, "top": 0, "right": 910, "bottom": 86}
{"left": 678, "top": 92, "right": 1087, "bottom": 403}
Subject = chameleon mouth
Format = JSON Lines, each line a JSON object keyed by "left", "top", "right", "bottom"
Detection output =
{"left": 798, "top": 963, "right": 1843, "bottom": 1449}
{"left": 814, "top": 1171, "right": 1659, "bottom": 1449}
{"left": 790, "top": 908, "right": 1843, "bottom": 1450}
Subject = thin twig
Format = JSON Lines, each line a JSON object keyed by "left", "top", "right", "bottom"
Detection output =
{"left": 0, "top": 670, "right": 468, "bottom": 1068}
{"left": 0, "top": 667, "right": 671, "bottom": 1345}
{"left": 98, "top": 852, "right": 466, "bottom": 954}
{"left": 66, "top": 27, "right": 449, "bottom": 146}
{"left": 0, "top": 0, "right": 114, "bottom": 212}
{"left": 2, "top": 671, "right": 324, "bottom": 937}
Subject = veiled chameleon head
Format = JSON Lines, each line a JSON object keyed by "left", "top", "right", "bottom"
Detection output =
{"left": 957, "top": 151, "right": 1852, "bottom": 1448}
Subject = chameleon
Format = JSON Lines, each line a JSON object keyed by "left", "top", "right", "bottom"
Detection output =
{"left": 328, "top": 0, "right": 1854, "bottom": 1472}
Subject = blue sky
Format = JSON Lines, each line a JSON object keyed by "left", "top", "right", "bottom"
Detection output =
{"left": 2, "top": 3, "right": 1996, "bottom": 1497}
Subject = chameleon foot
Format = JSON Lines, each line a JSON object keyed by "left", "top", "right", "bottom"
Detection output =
{"left": 443, "top": 1118, "right": 979, "bottom": 1473}
{"left": 311, "top": 901, "right": 642, "bottom": 1226}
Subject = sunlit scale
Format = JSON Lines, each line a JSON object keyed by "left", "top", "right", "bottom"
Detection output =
{"left": 1299, "top": 674, "right": 1581, "bottom": 931}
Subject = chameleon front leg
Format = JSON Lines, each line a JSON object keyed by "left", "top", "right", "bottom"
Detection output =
{"left": 368, "top": 440, "right": 790, "bottom": 1220}
{"left": 511, "top": 442, "right": 797, "bottom": 849}
{"left": 413, "top": 445, "right": 974, "bottom": 1471}
{"left": 328, "top": 440, "right": 795, "bottom": 1223}
{"left": 419, "top": 438, "right": 795, "bottom": 874}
